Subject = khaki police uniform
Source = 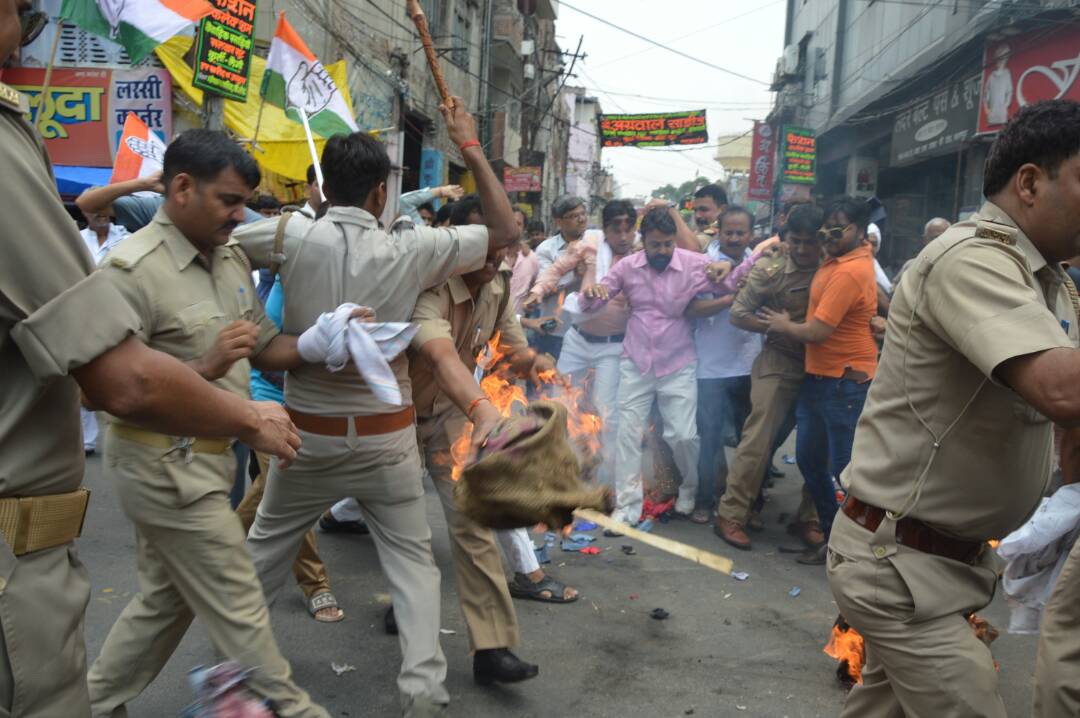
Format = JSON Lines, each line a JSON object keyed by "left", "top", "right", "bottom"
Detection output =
{"left": 1034, "top": 534, "right": 1080, "bottom": 716}
{"left": 827, "top": 202, "right": 1079, "bottom": 717}
{"left": 718, "top": 253, "right": 818, "bottom": 528}
{"left": 409, "top": 269, "right": 525, "bottom": 652}
{"left": 0, "top": 82, "right": 142, "bottom": 718}
{"left": 695, "top": 226, "right": 718, "bottom": 252}
{"left": 85, "top": 209, "right": 328, "bottom": 718}
{"left": 234, "top": 207, "right": 488, "bottom": 715}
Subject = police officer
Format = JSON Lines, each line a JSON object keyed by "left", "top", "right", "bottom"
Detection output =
{"left": 828, "top": 100, "right": 1080, "bottom": 717}
{"left": 85, "top": 130, "right": 328, "bottom": 718}
{"left": 235, "top": 97, "right": 518, "bottom": 717}
{"left": 714, "top": 203, "right": 824, "bottom": 551}
{"left": 0, "top": 4, "right": 299, "bottom": 716}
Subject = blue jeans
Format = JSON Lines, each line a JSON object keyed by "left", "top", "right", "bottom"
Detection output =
{"left": 795, "top": 376, "right": 869, "bottom": 538}
{"left": 696, "top": 376, "right": 752, "bottom": 509}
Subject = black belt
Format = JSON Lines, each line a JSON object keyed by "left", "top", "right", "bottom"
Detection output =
{"left": 576, "top": 328, "right": 624, "bottom": 344}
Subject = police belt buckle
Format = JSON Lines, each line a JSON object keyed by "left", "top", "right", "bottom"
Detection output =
{"left": 0, "top": 488, "right": 91, "bottom": 556}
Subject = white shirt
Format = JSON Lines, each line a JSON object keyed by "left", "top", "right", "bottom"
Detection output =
{"left": 694, "top": 245, "right": 763, "bottom": 379}
{"left": 80, "top": 224, "right": 129, "bottom": 266}
{"left": 535, "top": 232, "right": 583, "bottom": 338}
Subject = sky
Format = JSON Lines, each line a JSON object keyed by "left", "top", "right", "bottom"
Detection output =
{"left": 554, "top": 0, "right": 788, "bottom": 197}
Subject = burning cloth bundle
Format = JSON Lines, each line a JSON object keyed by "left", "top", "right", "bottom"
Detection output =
{"left": 456, "top": 401, "right": 612, "bottom": 530}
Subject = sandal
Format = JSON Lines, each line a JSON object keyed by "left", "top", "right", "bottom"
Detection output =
{"left": 508, "top": 573, "right": 579, "bottom": 604}
{"left": 308, "top": 591, "right": 345, "bottom": 623}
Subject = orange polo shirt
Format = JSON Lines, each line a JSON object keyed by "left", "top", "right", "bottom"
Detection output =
{"left": 805, "top": 242, "right": 879, "bottom": 378}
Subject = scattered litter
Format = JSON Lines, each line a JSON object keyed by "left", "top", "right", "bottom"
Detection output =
{"left": 561, "top": 538, "right": 591, "bottom": 552}
{"left": 580, "top": 546, "right": 601, "bottom": 555}
{"left": 574, "top": 520, "right": 599, "bottom": 531}
{"left": 629, "top": 593, "right": 639, "bottom": 600}
{"left": 782, "top": 454, "right": 796, "bottom": 464}
{"left": 102, "top": 588, "right": 113, "bottom": 593}
{"left": 591, "top": 601, "right": 599, "bottom": 612}
{"left": 569, "top": 533, "right": 597, "bottom": 543}
{"left": 736, "top": 705, "right": 747, "bottom": 711}
{"left": 373, "top": 592, "right": 392, "bottom": 605}
{"left": 439, "top": 628, "right": 456, "bottom": 635}
{"left": 558, "top": 562, "right": 566, "bottom": 567}
{"left": 650, "top": 608, "right": 670, "bottom": 620}
{"left": 621, "top": 545, "right": 637, "bottom": 555}
{"left": 732, "top": 571, "right": 750, "bottom": 581}
{"left": 534, "top": 545, "right": 551, "bottom": 565}
{"left": 638, "top": 519, "right": 655, "bottom": 533}
{"left": 330, "top": 662, "right": 356, "bottom": 676}
{"left": 544, "top": 532, "right": 558, "bottom": 546}
{"left": 723, "top": 592, "right": 732, "bottom": 599}
{"left": 641, "top": 497, "right": 676, "bottom": 520}
{"left": 603, "top": 528, "right": 623, "bottom": 538}
{"left": 788, "top": 586, "right": 801, "bottom": 598}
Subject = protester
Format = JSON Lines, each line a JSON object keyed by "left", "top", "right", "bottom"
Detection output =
{"left": 715, "top": 203, "right": 825, "bottom": 550}
{"left": 506, "top": 220, "right": 540, "bottom": 315}
{"left": 691, "top": 184, "right": 727, "bottom": 250}
{"left": 249, "top": 193, "right": 282, "bottom": 218}
{"left": 533, "top": 195, "right": 589, "bottom": 360}
{"left": 762, "top": 196, "right": 879, "bottom": 565}
{"left": 686, "top": 206, "right": 764, "bottom": 523}
{"left": 435, "top": 201, "right": 455, "bottom": 227}
{"left": 892, "top": 216, "right": 951, "bottom": 287}
{"left": 400, "top": 184, "right": 465, "bottom": 225}
{"left": 526, "top": 219, "right": 547, "bottom": 249}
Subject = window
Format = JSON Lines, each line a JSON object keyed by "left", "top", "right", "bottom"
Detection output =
{"left": 452, "top": 7, "right": 471, "bottom": 69}
{"left": 421, "top": 0, "right": 444, "bottom": 34}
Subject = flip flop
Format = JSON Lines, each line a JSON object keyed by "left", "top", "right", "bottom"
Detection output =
{"left": 508, "top": 573, "right": 579, "bottom": 604}
{"left": 308, "top": 591, "right": 345, "bottom": 623}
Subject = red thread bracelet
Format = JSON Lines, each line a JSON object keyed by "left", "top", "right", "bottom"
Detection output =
{"left": 459, "top": 139, "right": 481, "bottom": 152}
{"left": 467, "top": 396, "right": 489, "bottom": 420}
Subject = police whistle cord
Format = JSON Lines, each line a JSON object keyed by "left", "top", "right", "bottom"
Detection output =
{"left": 572, "top": 508, "right": 735, "bottom": 575}
{"left": 406, "top": 0, "right": 454, "bottom": 109}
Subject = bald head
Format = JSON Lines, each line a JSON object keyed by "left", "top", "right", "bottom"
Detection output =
{"left": 923, "top": 217, "right": 950, "bottom": 246}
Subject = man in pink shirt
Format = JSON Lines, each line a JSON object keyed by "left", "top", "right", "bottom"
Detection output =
{"left": 582, "top": 207, "right": 758, "bottom": 524}
{"left": 506, "top": 209, "right": 540, "bottom": 315}
{"left": 522, "top": 199, "right": 638, "bottom": 485}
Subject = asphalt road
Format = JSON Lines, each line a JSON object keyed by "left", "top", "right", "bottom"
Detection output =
{"left": 79, "top": 444, "right": 1039, "bottom": 718}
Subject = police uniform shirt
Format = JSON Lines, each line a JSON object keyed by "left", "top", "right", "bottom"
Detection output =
{"left": 2, "top": 82, "right": 141, "bottom": 498}
{"left": 233, "top": 207, "right": 488, "bottom": 415}
{"left": 843, "top": 201, "right": 1080, "bottom": 541}
{"left": 731, "top": 252, "right": 817, "bottom": 370}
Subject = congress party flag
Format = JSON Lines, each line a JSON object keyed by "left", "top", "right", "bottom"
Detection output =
{"left": 261, "top": 11, "right": 359, "bottom": 138}
{"left": 60, "top": 0, "right": 214, "bottom": 64}
{"left": 110, "top": 112, "right": 166, "bottom": 188}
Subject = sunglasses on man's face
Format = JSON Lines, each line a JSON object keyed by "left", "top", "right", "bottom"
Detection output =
{"left": 20, "top": 10, "right": 49, "bottom": 47}
{"left": 816, "top": 223, "right": 854, "bottom": 242}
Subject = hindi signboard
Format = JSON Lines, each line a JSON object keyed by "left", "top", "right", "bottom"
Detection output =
{"left": 109, "top": 68, "right": 172, "bottom": 158}
{"left": 780, "top": 126, "right": 816, "bottom": 185}
{"left": 192, "top": 0, "right": 257, "bottom": 101}
{"left": 978, "top": 25, "right": 1080, "bottom": 134}
{"left": 891, "top": 75, "right": 980, "bottom": 166}
{"left": 598, "top": 110, "right": 708, "bottom": 148}
{"left": 504, "top": 166, "right": 543, "bottom": 192}
{"left": 748, "top": 121, "right": 775, "bottom": 202}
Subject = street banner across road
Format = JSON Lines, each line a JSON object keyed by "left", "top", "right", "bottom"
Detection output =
{"left": 598, "top": 110, "right": 708, "bottom": 148}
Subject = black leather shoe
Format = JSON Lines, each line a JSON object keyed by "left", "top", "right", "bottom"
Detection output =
{"left": 473, "top": 648, "right": 539, "bottom": 686}
{"left": 319, "top": 511, "right": 370, "bottom": 535}
{"left": 384, "top": 606, "right": 398, "bottom": 635}
{"left": 767, "top": 463, "right": 784, "bottom": 479}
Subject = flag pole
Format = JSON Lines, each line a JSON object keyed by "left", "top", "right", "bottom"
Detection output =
{"left": 35, "top": 18, "right": 63, "bottom": 132}
{"left": 248, "top": 94, "right": 267, "bottom": 153}
{"left": 298, "top": 107, "right": 324, "bottom": 197}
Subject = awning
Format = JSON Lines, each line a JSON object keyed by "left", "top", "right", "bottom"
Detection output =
{"left": 53, "top": 165, "right": 112, "bottom": 197}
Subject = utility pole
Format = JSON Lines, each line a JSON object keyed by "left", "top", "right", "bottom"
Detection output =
{"left": 203, "top": 95, "right": 225, "bottom": 131}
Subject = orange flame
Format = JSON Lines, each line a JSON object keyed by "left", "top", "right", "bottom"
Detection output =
{"left": 824, "top": 622, "right": 865, "bottom": 685}
{"left": 555, "top": 290, "right": 566, "bottom": 318}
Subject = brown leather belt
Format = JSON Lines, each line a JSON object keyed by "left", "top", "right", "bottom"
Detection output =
{"left": 842, "top": 495, "right": 986, "bottom": 565}
{"left": 286, "top": 406, "right": 415, "bottom": 437}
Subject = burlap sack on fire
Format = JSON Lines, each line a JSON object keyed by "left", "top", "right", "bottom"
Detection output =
{"left": 455, "top": 400, "right": 612, "bottom": 530}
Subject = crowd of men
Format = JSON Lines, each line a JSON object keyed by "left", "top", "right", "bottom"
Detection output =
{"left": 7, "top": 1, "right": 1080, "bottom": 715}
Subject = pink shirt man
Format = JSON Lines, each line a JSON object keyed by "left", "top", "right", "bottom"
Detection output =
{"left": 582, "top": 248, "right": 758, "bottom": 377}
{"left": 507, "top": 248, "right": 539, "bottom": 315}
{"left": 529, "top": 233, "right": 630, "bottom": 337}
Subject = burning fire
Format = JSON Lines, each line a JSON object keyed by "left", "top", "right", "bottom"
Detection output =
{"left": 824, "top": 616, "right": 865, "bottom": 686}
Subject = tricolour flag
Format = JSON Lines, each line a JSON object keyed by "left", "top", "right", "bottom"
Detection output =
{"left": 261, "top": 11, "right": 359, "bottom": 138}
{"left": 60, "top": 0, "right": 213, "bottom": 64}
{"left": 110, "top": 112, "right": 166, "bottom": 187}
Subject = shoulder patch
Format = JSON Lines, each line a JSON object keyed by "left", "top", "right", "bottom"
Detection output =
{"left": 974, "top": 221, "right": 1017, "bottom": 246}
{"left": 103, "top": 231, "right": 163, "bottom": 270}
{"left": 0, "top": 83, "right": 28, "bottom": 114}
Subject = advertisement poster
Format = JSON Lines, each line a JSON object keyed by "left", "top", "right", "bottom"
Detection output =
{"left": 503, "top": 166, "right": 543, "bottom": 192}
{"left": 192, "top": 0, "right": 257, "bottom": 101}
{"left": 3, "top": 67, "right": 111, "bottom": 166}
{"left": 780, "top": 126, "right": 816, "bottom": 185}
{"left": 892, "top": 74, "right": 980, "bottom": 165}
{"left": 598, "top": 110, "right": 708, "bottom": 148}
{"left": 978, "top": 25, "right": 1080, "bottom": 134}
{"left": 748, "top": 121, "right": 775, "bottom": 202}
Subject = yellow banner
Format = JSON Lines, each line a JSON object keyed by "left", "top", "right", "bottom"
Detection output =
{"left": 155, "top": 36, "right": 357, "bottom": 182}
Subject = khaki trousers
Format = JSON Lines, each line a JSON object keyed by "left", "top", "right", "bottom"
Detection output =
{"left": 827, "top": 510, "right": 1004, "bottom": 718}
{"left": 87, "top": 440, "right": 327, "bottom": 718}
{"left": 0, "top": 543, "right": 92, "bottom": 717}
{"left": 235, "top": 452, "right": 330, "bottom": 600}
{"left": 1034, "top": 537, "right": 1080, "bottom": 717}
{"left": 717, "top": 349, "right": 817, "bottom": 525}
{"left": 418, "top": 412, "right": 520, "bottom": 653}
{"left": 245, "top": 425, "right": 449, "bottom": 709}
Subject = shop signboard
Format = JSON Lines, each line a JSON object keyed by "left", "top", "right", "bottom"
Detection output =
{"left": 978, "top": 25, "right": 1080, "bottom": 134}
{"left": 780, "top": 126, "right": 816, "bottom": 185}
{"left": 192, "top": 0, "right": 257, "bottom": 101}
{"left": 891, "top": 74, "right": 980, "bottom": 166}
{"left": 598, "top": 110, "right": 708, "bottom": 148}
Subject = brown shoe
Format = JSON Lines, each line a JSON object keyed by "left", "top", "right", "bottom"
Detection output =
{"left": 801, "top": 520, "right": 825, "bottom": 548}
{"left": 796, "top": 544, "right": 828, "bottom": 565}
{"left": 714, "top": 518, "right": 752, "bottom": 551}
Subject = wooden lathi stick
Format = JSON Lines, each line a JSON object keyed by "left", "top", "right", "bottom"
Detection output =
{"left": 573, "top": 508, "right": 735, "bottom": 575}
{"left": 406, "top": 0, "right": 454, "bottom": 109}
